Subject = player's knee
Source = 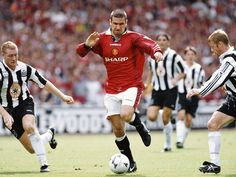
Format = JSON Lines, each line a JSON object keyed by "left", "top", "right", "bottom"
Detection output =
{"left": 147, "top": 111, "right": 158, "bottom": 121}
{"left": 162, "top": 119, "right": 170, "bottom": 125}
{"left": 147, "top": 109, "right": 158, "bottom": 121}
{"left": 207, "top": 121, "right": 218, "bottom": 131}
{"left": 24, "top": 125, "right": 35, "bottom": 134}
{"left": 148, "top": 114, "right": 157, "bottom": 122}
{"left": 120, "top": 113, "right": 132, "bottom": 122}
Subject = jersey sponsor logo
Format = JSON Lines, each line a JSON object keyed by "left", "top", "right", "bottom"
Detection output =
{"left": 21, "top": 69, "right": 27, "bottom": 77}
{"left": 105, "top": 57, "right": 128, "bottom": 62}
{"left": 110, "top": 43, "right": 121, "bottom": 46}
{"left": 10, "top": 82, "right": 21, "bottom": 100}
{"left": 112, "top": 48, "right": 119, "bottom": 56}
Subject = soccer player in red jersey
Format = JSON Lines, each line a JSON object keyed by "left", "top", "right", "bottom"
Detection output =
{"left": 76, "top": 9, "right": 162, "bottom": 172}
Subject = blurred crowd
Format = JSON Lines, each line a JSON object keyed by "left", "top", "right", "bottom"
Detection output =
{"left": 0, "top": 0, "right": 235, "bottom": 106}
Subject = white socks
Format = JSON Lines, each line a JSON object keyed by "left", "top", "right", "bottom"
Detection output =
{"left": 163, "top": 122, "right": 173, "bottom": 149}
{"left": 176, "top": 120, "right": 190, "bottom": 143}
{"left": 29, "top": 132, "right": 48, "bottom": 166}
{"left": 116, "top": 134, "right": 126, "bottom": 142}
{"left": 208, "top": 131, "right": 221, "bottom": 166}
{"left": 41, "top": 130, "right": 53, "bottom": 145}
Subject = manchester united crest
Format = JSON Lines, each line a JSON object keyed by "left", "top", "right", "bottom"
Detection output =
{"left": 112, "top": 48, "right": 119, "bottom": 56}
{"left": 10, "top": 82, "right": 21, "bottom": 99}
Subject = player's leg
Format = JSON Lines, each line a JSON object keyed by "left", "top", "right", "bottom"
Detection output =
{"left": 176, "top": 109, "right": 186, "bottom": 148}
{"left": 147, "top": 89, "right": 161, "bottom": 122}
{"left": 180, "top": 96, "right": 199, "bottom": 148}
{"left": 109, "top": 115, "right": 137, "bottom": 173}
{"left": 207, "top": 111, "right": 233, "bottom": 164}
{"left": 183, "top": 113, "right": 192, "bottom": 141}
{"left": 176, "top": 93, "right": 187, "bottom": 148}
{"left": 104, "top": 92, "right": 137, "bottom": 172}
{"left": 120, "top": 87, "right": 151, "bottom": 146}
{"left": 41, "top": 127, "right": 57, "bottom": 149}
{"left": 162, "top": 87, "right": 178, "bottom": 152}
{"left": 147, "top": 106, "right": 160, "bottom": 121}
{"left": 199, "top": 111, "right": 234, "bottom": 174}
{"left": 21, "top": 114, "right": 49, "bottom": 172}
{"left": 162, "top": 107, "right": 173, "bottom": 152}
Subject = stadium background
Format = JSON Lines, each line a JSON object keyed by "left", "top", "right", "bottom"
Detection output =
{"left": 0, "top": 0, "right": 236, "bottom": 134}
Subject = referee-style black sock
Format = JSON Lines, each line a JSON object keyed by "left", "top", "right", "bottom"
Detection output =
{"left": 129, "top": 112, "right": 142, "bottom": 128}
{"left": 115, "top": 136, "right": 134, "bottom": 163}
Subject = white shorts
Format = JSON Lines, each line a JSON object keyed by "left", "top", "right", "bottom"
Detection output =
{"left": 104, "top": 87, "right": 142, "bottom": 118}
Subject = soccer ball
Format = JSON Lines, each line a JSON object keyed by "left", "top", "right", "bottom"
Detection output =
{"left": 109, "top": 153, "right": 130, "bottom": 174}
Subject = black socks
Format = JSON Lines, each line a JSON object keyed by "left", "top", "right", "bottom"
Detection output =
{"left": 115, "top": 136, "right": 134, "bottom": 163}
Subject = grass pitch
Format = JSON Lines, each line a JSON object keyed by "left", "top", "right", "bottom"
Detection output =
{"left": 0, "top": 129, "right": 236, "bottom": 177}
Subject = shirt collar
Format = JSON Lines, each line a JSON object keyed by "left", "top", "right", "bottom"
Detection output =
{"left": 219, "top": 46, "right": 235, "bottom": 63}
{"left": 163, "top": 48, "right": 171, "bottom": 57}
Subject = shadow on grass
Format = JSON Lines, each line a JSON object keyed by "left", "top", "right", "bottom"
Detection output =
{"left": 0, "top": 171, "right": 39, "bottom": 175}
{"left": 106, "top": 174, "right": 147, "bottom": 177}
{"left": 225, "top": 175, "right": 236, "bottom": 177}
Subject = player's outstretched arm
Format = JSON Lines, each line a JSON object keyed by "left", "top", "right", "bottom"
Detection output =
{"left": 85, "top": 31, "right": 100, "bottom": 48}
{"left": 0, "top": 105, "right": 14, "bottom": 129}
{"left": 76, "top": 31, "right": 100, "bottom": 57}
{"left": 43, "top": 80, "right": 74, "bottom": 104}
{"left": 186, "top": 88, "right": 200, "bottom": 98}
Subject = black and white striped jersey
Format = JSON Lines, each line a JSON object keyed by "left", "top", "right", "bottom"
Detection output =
{"left": 148, "top": 47, "right": 185, "bottom": 91}
{"left": 199, "top": 47, "right": 236, "bottom": 97}
{"left": 0, "top": 60, "right": 47, "bottom": 108}
{"left": 178, "top": 62, "right": 205, "bottom": 93}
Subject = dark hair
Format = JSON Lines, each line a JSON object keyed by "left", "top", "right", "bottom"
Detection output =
{"left": 156, "top": 33, "right": 171, "bottom": 41}
{"left": 110, "top": 9, "right": 127, "bottom": 20}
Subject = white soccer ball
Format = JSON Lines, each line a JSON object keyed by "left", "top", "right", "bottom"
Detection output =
{"left": 109, "top": 153, "right": 130, "bottom": 174}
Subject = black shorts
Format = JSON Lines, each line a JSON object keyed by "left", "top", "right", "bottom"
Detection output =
{"left": 149, "top": 87, "right": 178, "bottom": 109}
{"left": 4, "top": 97, "right": 35, "bottom": 139}
{"left": 177, "top": 93, "right": 199, "bottom": 118}
{"left": 217, "top": 95, "right": 236, "bottom": 118}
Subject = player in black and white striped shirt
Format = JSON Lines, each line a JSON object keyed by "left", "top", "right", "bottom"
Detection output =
{"left": 187, "top": 29, "right": 236, "bottom": 174}
{"left": 146, "top": 33, "right": 185, "bottom": 152}
{"left": 176, "top": 46, "right": 205, "bottom": 149}
{"left": 0, "top": 41, "right": 74, "bottom": 172}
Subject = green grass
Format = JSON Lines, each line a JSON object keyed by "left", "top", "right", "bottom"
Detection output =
{"left": 0, "top": 129, "right": 236, "bottom": 177}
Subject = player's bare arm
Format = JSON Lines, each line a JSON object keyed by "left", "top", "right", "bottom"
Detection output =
{"left": 171, "top": 73, "right": 186, "bottom": 86}
{"left": 85, "top": 31, "right": 100, "bottom": 48}
{"left": 43, "top": 81, "right": 74, "bottom": 104}
{"left": 186, "top": 88, "right": 200, "bottom": 98}
{"left": 0, "top": 105, "right": 14, "bottom": 129}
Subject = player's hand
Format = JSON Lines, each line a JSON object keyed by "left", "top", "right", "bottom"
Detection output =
{"left": 171, "top": 78, "right": 178, "bottom": 87}
{"left": 62, "top": 95, "right": 74, "bottom": 104}
{"left": 186, "top": 89, "right": 200, "bottom": 98}
{"left": 154, "top": 52, "right": 163, "bottom": 62}
{"left": 85, "top": 32, "right": 100, "bottom": 48}
{"left": 2, "top": 114, "right": 14, "bottom": 130}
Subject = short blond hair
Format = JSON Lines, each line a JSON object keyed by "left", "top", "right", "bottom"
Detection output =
{"left": 1, "top": 41, "right": 18, "bottom": 55}
{"left": 208, "top": 29, "right": 230, "bottom": 45}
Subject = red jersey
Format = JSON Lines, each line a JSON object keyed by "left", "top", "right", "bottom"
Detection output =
{"left": 76, "top": 29, "right": 161, "bottom": 94}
